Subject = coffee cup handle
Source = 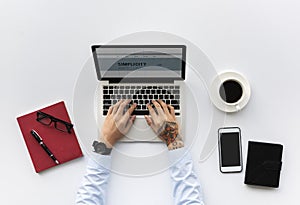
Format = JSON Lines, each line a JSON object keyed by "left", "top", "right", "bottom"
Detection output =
{"left": 235, "top": 104, "right": 241, "bottom": 111}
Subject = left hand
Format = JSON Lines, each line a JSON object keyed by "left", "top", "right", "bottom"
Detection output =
{"left": 100, "top": 99, "right": 137, "bottom": 148}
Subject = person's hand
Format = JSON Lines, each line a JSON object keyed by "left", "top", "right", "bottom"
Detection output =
{"left": 100, "top": 99, "right": 137, "bottom": 148}
{"left": 144, "top": 100, "right": 184, "bottom": 150}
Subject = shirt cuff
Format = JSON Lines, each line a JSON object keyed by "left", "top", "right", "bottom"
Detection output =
{"left": 168, "top": 147, "right": 192, "bottom": 166}
{"left": 87, "top": 152, "right": 112, "bottom": 170}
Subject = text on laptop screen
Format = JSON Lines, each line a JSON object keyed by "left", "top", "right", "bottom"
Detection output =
{"left": 94, "top": 46, "right": 185, "bottom": 79}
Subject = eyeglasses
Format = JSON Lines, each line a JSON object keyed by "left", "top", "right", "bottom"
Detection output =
{"left": 36, "top": 111, "right": 74, "bottom": 133}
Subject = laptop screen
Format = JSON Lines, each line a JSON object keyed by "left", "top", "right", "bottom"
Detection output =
{"left": 92, "top": 45, "right": 186, "bottom": 81}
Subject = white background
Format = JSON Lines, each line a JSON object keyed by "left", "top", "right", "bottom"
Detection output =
{"left": 1, "top": 0, "right": 300, "bottom": 204}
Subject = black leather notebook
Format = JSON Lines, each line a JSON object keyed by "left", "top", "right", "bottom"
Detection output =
{"left": 244, "top": 141, "right": 283, "bottom": 188}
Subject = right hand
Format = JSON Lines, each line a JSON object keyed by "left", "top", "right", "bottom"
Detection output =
{"left": 144, "top": 100, "right": 184, "bottom": 150}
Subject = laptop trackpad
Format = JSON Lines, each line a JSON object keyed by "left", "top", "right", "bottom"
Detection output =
{"left": 122, "top": 117, "right": 160, "bottom": 142}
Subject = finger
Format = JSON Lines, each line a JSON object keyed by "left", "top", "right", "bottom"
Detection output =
{"left": 147, "top": 103, "right": 157, "bottom": 118}
{"left": 125, "top": 102, "right": 137, "bottom": 118}
{"left": 144, "top": 115, "right": 156, "bottom": 131}
{"left": 130, "top": 115, "right": 136, "bottom": 123}
{"left": 127, "top": 115, "right": 136, "bottom": 127}
{"left": 168, "top": 104, "right": 175, "bottom": 118}
{"left": 144, "top": 115, "right": 152, "bottom": 126}
{"left": 158, "top": 99, "right": 170, "bottom": 115}
{"left": 152, "top": 100, "right": 164, "bottom": 116}
{"left": 107, "top": 105, "right": 113, "bottom": 115}
{"left": 123, "top": 102, "right": 137, "bottom": 121}
{"left": 124, "top": 115, "right": 136, "bottom": 133}
{"left": 112, "top": 100, "right": 123, "bottom": 115}
{"left": 116, "top": 99, "right": 131, "bottom": 117}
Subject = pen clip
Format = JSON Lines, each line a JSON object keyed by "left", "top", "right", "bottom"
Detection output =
{"left": 31, "top": 129, "right": 43, "bottom": 141}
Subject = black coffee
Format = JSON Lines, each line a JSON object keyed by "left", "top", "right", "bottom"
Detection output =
{"left": 219, "top": 80, "right": 243, "bottom": 103}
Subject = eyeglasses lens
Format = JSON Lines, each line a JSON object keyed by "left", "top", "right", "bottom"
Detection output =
{"left": 37, "top": 115, "right": 52, "bottom": 125}
{"left": 55, "top": 121, "right": 69, "bottom": 133}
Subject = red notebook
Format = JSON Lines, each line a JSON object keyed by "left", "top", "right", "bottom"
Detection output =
{"left": 17, "top": 101, "right": 83, "bottom": 173}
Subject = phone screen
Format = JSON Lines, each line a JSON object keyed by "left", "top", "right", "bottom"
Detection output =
{"left": 220, "top": 132, "right": 241, "bottom": 166}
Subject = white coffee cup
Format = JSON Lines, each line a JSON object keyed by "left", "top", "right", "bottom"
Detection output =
{"left": 210, "top": 71, "right": 251, "bottom": 113}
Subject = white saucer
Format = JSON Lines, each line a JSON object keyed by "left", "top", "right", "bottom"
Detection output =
{"left": 210, "top": 71, "right": 251, "bottom": 113}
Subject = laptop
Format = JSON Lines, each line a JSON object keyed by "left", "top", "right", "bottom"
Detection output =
{"left": 92, "top": 45, "right": 186, "bottom": 142}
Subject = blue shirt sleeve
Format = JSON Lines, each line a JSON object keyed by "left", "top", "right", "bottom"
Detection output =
{"left": 168, "top": 148, "right": 205, "bottom": 205}
{"left": 75, "top": 153, "right": 112, "bottom": 205}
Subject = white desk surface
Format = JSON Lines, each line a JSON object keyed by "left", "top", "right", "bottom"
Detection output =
{"left": 1, "top": 0, "right": 299, "bottom": 204}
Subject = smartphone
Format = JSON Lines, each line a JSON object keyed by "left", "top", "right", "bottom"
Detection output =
{"left": 218, "top": 127, "right": 243, "bottom": 173}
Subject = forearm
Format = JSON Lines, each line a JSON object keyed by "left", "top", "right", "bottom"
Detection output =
{"left": 169, "top": 148, "right": 204, "bottom": 205}
{"left": 76, "top": 154, "right": 111, "bottom": 205}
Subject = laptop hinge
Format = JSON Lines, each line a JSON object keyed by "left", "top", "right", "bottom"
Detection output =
{"left": 106, "top": 78, "right": 181, "bottom": 84}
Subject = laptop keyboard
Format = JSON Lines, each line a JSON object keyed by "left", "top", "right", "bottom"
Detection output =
{"left": 102, "top": 85, "right": 180, "bottom": 116}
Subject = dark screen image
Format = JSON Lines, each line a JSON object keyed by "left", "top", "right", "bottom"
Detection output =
{"left": 220, "top": 132, "right": 241, "bottom": 166}
{"left": 219, "top": 80, "right": 243, "bottom": 103}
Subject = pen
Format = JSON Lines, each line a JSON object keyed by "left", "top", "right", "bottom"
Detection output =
{"left": 30, "top": 129, "right": 60, "bottom": 165}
